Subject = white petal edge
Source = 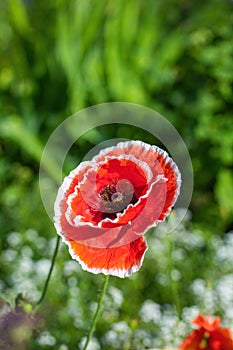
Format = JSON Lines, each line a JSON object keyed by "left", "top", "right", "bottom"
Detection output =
{"left": 62, "top": 153, "right": 154, "bottom": 227}
{"left": 93, "top": 139, "right": 182, "bottom": 215}
{"left": 54, "top": 160, "right": 92, "bottom": 228}
{"left": 66, "top": 237, "right": 148, "bottom": 278}
{"left": 54, "top": 140, "right": 181, "bottom": 237}
{"left": 65, "top": 174, "right": 168, "bottom": 229}
{"left": 132, "top": 150, "right": 182, "bottom": 235}
{"left": 54, "top": 140, "right": 181, "bottom": 262}
{"left": 66, "top": 153, "right": 153, "bottom": 208}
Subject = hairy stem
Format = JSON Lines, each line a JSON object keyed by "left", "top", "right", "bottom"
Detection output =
{"left": 36, "top": 235, "right": 60, "bottom": 307}
{"left": 83, "top": 275, "right": 109, "bottom": 350}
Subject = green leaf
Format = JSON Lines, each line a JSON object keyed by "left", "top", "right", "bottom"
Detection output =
{"left": 0, "top": 115, "right": 61, "bottom": 183}
{"left": 8, "top": 0, "right": 30, "bottom": 37}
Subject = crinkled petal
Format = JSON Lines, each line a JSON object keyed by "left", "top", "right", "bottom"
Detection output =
{"left": 193, "top": 315, "right": 221, "bottom": 331}
{"left": 132, "top": 178, "right": 168, "bottom": 234}
{"left": 54, "top": 140, "right": 181, "bottom": 277}
{"left": 55, "top": 177, "right": 143, "bottom": 248}
{"left": 179, "top": 329, "right": 204, "bottom": 350}
{"left": 93, "top": 140, "right": 181, "bottom": 230}
{"left": 211, "top": 329, "right": 233, "bottom": 349}
{"left": 66, "top": 155, "right": 152, "bottom": 228}
{"left": 66, "top": 236, "right": 148, "bottom": 278}
{"left": 93, "top": 140, "right": 174, "bottom": 180}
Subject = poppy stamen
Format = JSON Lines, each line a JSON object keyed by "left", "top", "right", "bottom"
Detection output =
{"left": 100, "top": 179, "right": 136, "bottom": 213}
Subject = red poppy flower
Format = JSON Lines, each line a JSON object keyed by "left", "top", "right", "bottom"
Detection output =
{"left": 54, "top": 141, "right": 181, "bottom": 277}
{"left": 179, "top": 314, "right": 233, "bottom": 350}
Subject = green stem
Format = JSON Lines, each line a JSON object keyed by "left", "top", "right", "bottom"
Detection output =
{"left": 36, "top": 235, "right": 60, "bottom": 307}
{"left": 83, "top": 275, "right": 109, "bottom": 350}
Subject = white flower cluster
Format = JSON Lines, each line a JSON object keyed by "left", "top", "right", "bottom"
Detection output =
{"left": 1, "top": 213, "right": 233, "bottom": 349}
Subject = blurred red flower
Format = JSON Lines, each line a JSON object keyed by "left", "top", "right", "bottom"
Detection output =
{"left": 179, "top": 314, "right": 233, "bottom": 350}
{"left": 54, "top": 141, "right": 181, "bottom": 277}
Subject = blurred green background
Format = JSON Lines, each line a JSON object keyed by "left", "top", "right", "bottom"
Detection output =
{"left": 0, "top": 1, "right": 233, "bottom": 349}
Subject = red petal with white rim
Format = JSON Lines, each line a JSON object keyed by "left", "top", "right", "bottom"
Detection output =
{"left": 67, "top": 236, "right": 148, "bottom": 278}
{"left": 93, "top": 141, "right": 181, "bottom": 234}
{"left": 66, "top": 155, "right": 152, "bottom": 228}
{"left": 54, "top": 140, "right": 181, "bottom": 277}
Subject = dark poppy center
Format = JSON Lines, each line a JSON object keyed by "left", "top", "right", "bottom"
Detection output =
{"left": 100, "top": 179, "right": 137, "bottom": 213}
{"left": 100, "top": 183, "right": 117, "bottom": 202}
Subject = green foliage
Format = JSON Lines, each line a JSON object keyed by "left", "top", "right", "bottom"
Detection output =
{"left": 1, "top": 0, "right": 232, "bottom": 231}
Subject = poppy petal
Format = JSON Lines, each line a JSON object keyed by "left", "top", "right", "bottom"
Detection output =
{"left": 93, "top": 140, "right": 176, "bottom": 180}
{"left": 66, "top": 236, "right": 148, "bottom": 278}
{"left": 94, "top": 140, "right": 181, "bottom": 227}
{"left": 179, "top": 330, "right": 204, "bottom": 350}
{"left": 193, "top": 314, "right": 221, "bottom": 332}
{"left": 131, "top": 177, "right": 168, "bottom": 234}
{"left": 54, "top": 140, "right": 181, "bottom": 277}
{"left": 66, "top": 155, "right": 152, "bottom": 226}
{"left": 211, "top": 329, "right": 233, "bottom": 349}
{"left": 55, "top": 174, "right": 143, "bottom": 248}
{"left": 179, "top": 314, "right": 233, "bottom": 350}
